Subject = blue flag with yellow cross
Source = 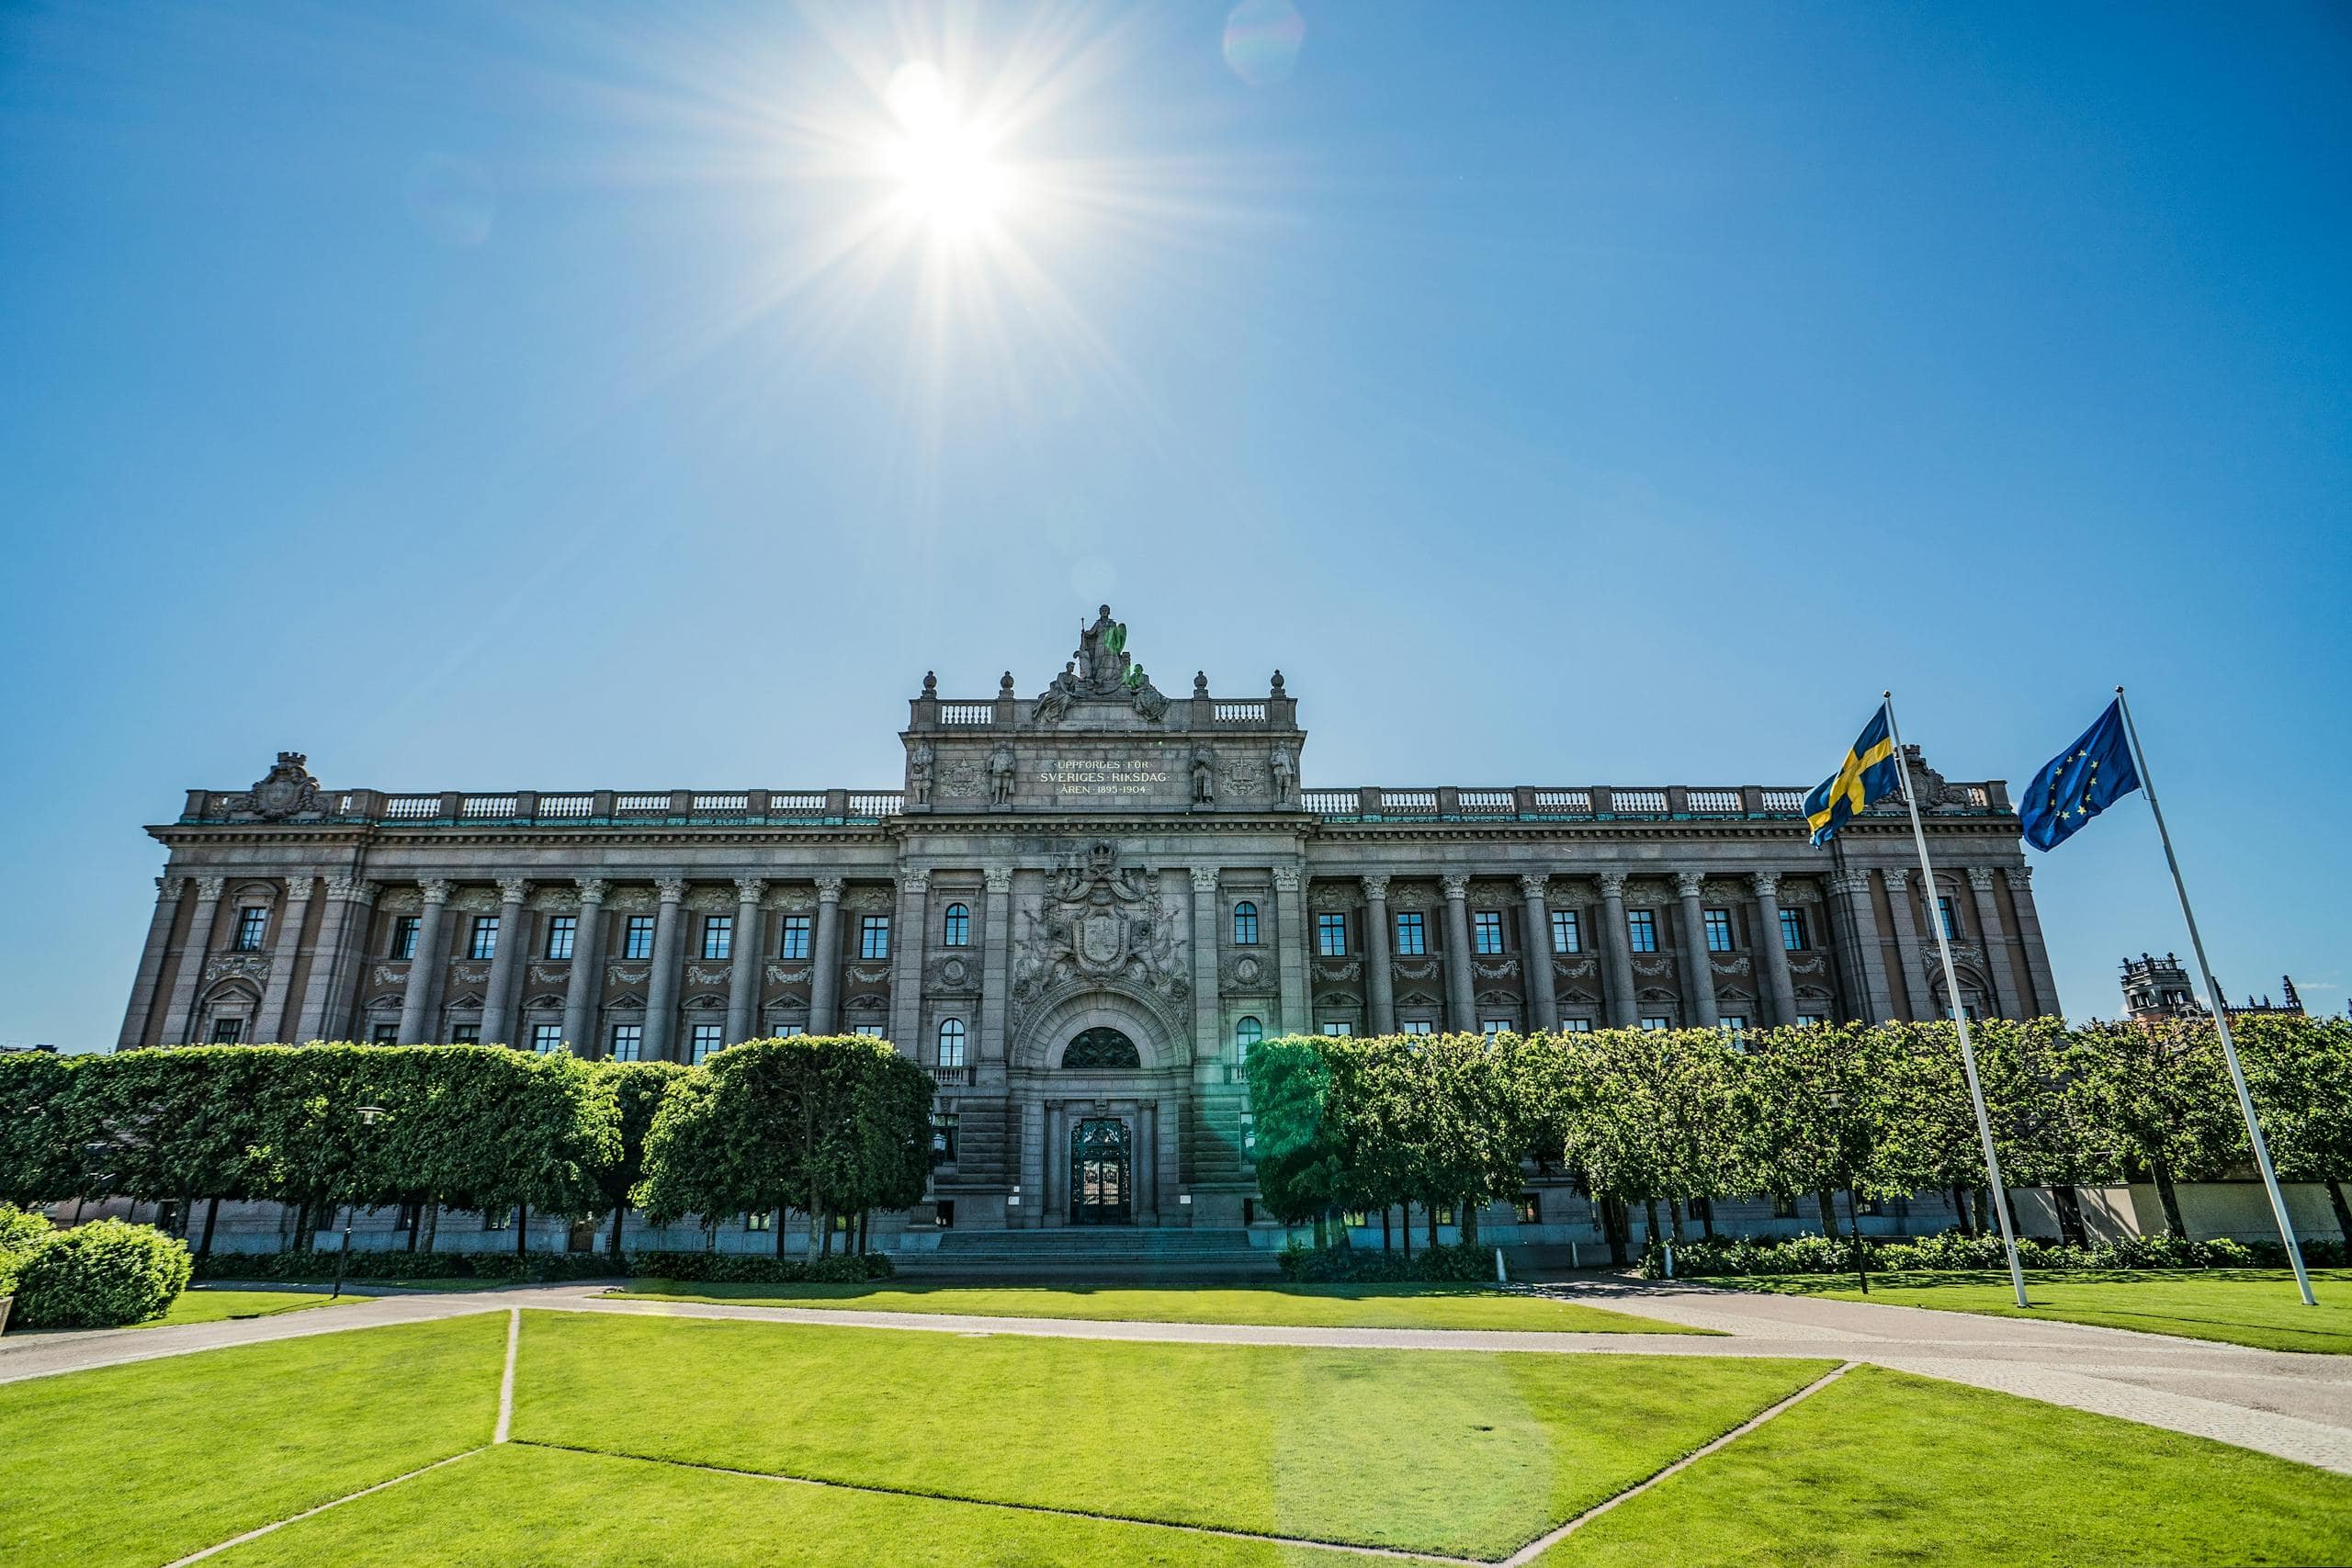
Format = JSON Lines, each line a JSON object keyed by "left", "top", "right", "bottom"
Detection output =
{"left": 1804, "top": 703, "right": 1904, "bottom": 847}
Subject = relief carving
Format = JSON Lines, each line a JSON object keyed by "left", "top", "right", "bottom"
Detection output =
{"left": 1010, "top": 840, "right": 1188, "bottom": 1026}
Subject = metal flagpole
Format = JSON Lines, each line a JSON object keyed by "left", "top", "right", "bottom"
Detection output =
{"left": 1882, "top": 691, "right": 2030, "bottom": 1309}
{"left": 2113, "top": 686, "right": 2316, "bottom": 1307}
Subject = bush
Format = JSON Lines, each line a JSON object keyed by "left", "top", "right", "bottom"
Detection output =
{"left": 625, "top": 1249, "right": 894, "bottom": 1284}
{"left": 194, "top": 1245, "right": 895, "bottom": 1287}
{"left": 1635, "top": 1227, "right": 2348, "bottom": 1280}
{"left": 1276, "top": 1241, "right": 1492, "bottom": 1283}
{"left": 13, "top": 1219, "right": 193, "bottom": 1328}
{"left": 0, "top": 1202, "right": 53, "bottom": 1299}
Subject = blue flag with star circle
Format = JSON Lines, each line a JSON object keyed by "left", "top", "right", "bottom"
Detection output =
{"left": 2020, "top": 699, "right": 2142, "bottom": 851}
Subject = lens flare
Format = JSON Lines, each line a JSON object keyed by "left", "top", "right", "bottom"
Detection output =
{"left": 884, "top": 60, "right": 1006, "bottom": 235}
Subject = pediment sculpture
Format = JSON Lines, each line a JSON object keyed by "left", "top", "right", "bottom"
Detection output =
{"left": 1031, "top": 605, "right": 1170, "bottom": 726}
{"left": 1010, "top": 840, "right": 1189, "bottom": 1022}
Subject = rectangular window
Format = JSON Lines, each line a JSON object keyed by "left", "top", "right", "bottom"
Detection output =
{"left": 1480, "top": 1019, "right": 1512, "bottom": 1037}
{"left": 1780, "top": 908, "right": 1809, "bottom": 952}
{"left": 451, "top": 1025, "right": 480, "bottom": 1045}
{"left": 690, "top": 1023, "right": 724, "bottom": 1065}
{"left": 531, "top": 1023, "right": 564, "bottom": 1055}
{"left": 371, "top": 1024, "right": 399, "bottom": 1045}
{"left": 1550, "top": 909, "right": 1582, "bottom": 953}
{"left": 1515, "top": 1192, "right": 1543, "bottom": 1224}
{"left": 932, "top": 1113, "right": 960, "bottom": 1162}
{"left": 1316, "top": 911, "right": 1348, "bottom": 956}
{"left": 390, "top": 916, "right": 420, "bottom": 959}
{"left": 1319, "top": 1021, "right": 1353, "bottom": 1036}
{"left": 1627, "top": 910, "right": 1657, "bottom": 953}
{"left": 778, "top": 915, "right": 812, "bottom": 960}
{"left": 701, "top": 915, "right": 732, "bottom": 962}
{"left": 469, "top": 916, "right": 500, "bottom": 961}
{"left": 1721, "top": 1016, "right": 1747, "bottom": 1042}
{"left": 1401, "top": 1019, "right": 1435, "bottom": 1035}
{"left": 234, "top": 908, "right": 268, "bottom": 952}
{"left": 1393, "top": 911, "right": 1426, "bottom": 956}
{"left": 483, "top": 1207, "right": 513, "bottom": 1232}
{"left": 622, "top": 916, "right": 655, "bottom": 961}
{"left": 776, "top": 1024, "right": 805, "bottom": 1038}
{"left": 209, "top": 1018, "right": 244, "bottom": 1043}
{"left": 1703, "top": 908, "right": 1735, "bottom": 952}
{"left": 745, "top": 1211, "right": 772, "bottom": 1232}
{"left": 860, "top": 915, "right": 891, "bottom": 961}
{"left": 1473, "top": 911, "right": 1505, "bottom": 954}
{"left": 1640, "top": 1016, "right": 1672, "bottom": 1032}
{"left": 610, "top": 1024, "right": 643, "bottom": 1062}
{"left": 854, "top": 1024, "right": 887, "bottom": 1038}
{"left": 1558, "top": 1017, "right": 1593, "bottom": 1033}
{"left": 545, "top": 916, "right": 576, "bottom": 961}
{"left": 1937, "top": 896, "right": 1960, "bottom": 941}
{"left": 1797, "top": 1013, "right": 1826, "bottom": 1028}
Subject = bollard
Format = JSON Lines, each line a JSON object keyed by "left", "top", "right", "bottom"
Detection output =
{"left": 1494, "top": 1246, "right": 1508, "bottom": 1283}
{"left": 1664, "top": 1243, "right": 1675, "bottom": 1280}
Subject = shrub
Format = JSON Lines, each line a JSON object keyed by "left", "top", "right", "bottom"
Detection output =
{"left": 193, "top": 1246, "right": 896, "bottom": 1286}
{"left": 1276, "top": 1241, "right": 1492, "bottom": 1283}
{"left": 13, "top": 1219, "right": 193, "bottom": 1328}
{"left": 625, "top": 1249, "right": 894, "bottom": 1284}
{"left": 0, "top": 1202, "right": 53, "bottom": 1300}
{"left": 1636, "top": 1227, "right": 2347, "bottom": 1280}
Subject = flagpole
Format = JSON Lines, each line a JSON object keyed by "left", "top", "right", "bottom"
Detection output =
{"left": 1882, "top": 691, "right": 2030, "bottom": 1309}
{"left": 2113, "top": 686, "right": 2316, "bottom": 1307}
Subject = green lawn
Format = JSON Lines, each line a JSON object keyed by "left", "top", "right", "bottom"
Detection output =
{"left": 0, "top": 1313, "right": 507, "bottom": 1568}
{"left": 1724, "top": 1267, "right": 2352, "bottom": 1354}
{"left": 514, "top": 1310, "right": 1827, "bottom": 1558}
{"left": 1543, "top": 1363, "right": 2352, "bottom": 1566}
{"left": 145, "top": 1287, "right": 355, "bottom": 1327}
{"left": 610, "top": 1279, "right": 1706, "bottom": 1334}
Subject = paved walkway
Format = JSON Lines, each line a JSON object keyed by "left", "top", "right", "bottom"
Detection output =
{"left": 4, "top": 1277, "right": 2346, "bottom": 1473}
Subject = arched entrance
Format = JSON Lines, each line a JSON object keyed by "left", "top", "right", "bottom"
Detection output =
{"left": 1069, "top": 1117, "right": 1133, "bottom": 1224}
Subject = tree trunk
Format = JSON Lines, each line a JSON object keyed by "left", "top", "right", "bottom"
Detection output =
{"left": 2052, "top": 1185, "right": 2087, "bottom": 1248}
{"left": 1312, "top": 1211, "right": 1328, "bottom": 1250}
{"left": 1668, "top": 1196, "right": 1687, "bottom": 1246}
{"left": 1815, "top": 1190, "right": 1839, "bottom": 1239}
{"left": 1951, "top": 1183, "right": 1976, "bottom": 1236}
{"left": 1462, "top": 1198, "right": 1480, "bottom": 1249}
{"left": 1426, "top": 1204, "right": 1439, "bottom": 1250}
{"left": 198, "top": 1196, "right": 220, "bottom": 1259}
{"left": 1401, "top": 1209, "right": 1412, "bottom": 1259}
{"left": 775, "top": 1211, "right": 788, "bottom": 1259}
{"left": 1698, "top": 1195, "right": 1716, "bottom": 1241}
{"left": 1382, "top": 1207, "right": 1393, "bottom": 1252}
{"left": 1603, "top": 1196, "right": 1628, "bottom": 1268}
{"left": 1972, "top": 1187, "right": 1993, "bottom": 1235}
{"left": 606, "top": 1203, "right": 627, "bottom": 1261}
{"left": 2328, "top": 1179, "right": 2352, "bottom": 1244}
{"left": 292, "top": 1199, "right": 311, "bottom": 1248}
{"left": 515, "top": 1202, "right": 528, "bottom": 1258}
{"left": 1643, "top": 1196, "right": 1660, "bottom": 1251}
{"left": 423, "top": 1201, "right": 441, "bottom": 1255}
{"left": 2152, "top": 1158, "right": 2187, "bottom": 1237}
{"left": 807, "top": 1203, "right": 821, "bottom": 1262}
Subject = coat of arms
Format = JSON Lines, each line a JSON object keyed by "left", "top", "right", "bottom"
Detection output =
{"left": 1010, "top": 840, "right": 1189, "bottom": 1021}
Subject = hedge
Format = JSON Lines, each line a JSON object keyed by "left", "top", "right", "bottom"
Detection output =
{"left": 1277, "top": 1241, "right": 1495, "bottom": 1283}
{"left": 13, "top": 1218, "right": 193, "bottom": 1328}
{"left": 1635, "top": 1228, "right": 2350, "bottom": 1280}
{"left": 192, "top": 1247, "right": 894, "bottom": 1285}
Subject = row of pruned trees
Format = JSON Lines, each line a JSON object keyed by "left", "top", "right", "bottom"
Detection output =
{"left": 1248, "top": 1014, "right": 2352, "bottom": 1260}
{"left": 0, "top": 1037, "right": 934, "bottom": 1258}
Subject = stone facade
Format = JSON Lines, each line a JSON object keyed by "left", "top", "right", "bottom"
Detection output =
{"left": 119, "top": 611, "right": 2058, "bottom": 1237}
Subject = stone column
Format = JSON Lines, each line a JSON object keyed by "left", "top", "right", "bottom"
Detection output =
{"left": 1440, "top": 874, "right": 1476, "bottom": 1032}
{"left": 728, "top": 878, "right": 765, "bottom": 1043}
{"left": 643, "top": 878, "right": 687, "bottom": 1061}
{"left": 2005, "top": 865, "right": 2060, "bottom": 1018}
{"left": 257, "top": 877, "right": 314, "bottom": 1042}
{"left": 300, "top": 877, "right": 376, "bottom": 1041}
{"left": 1881, "top": 868, "right": 1931, "bottom": 1020}
{"left": 1750, "top": 873, "right": 1799, "bottom": 1028}
{"left": 161, "top": 876, "right": 225, "bottom": 1044}
{"left": 1673, "top": 872, "right": 1721, "bottom": 1028}
{"left": 561, "top": 879, "right": 610, "bottom": 1052}
{"left": 1273, "top": 866, "right": 1308, "bottom": 1036}
{"left": 979, "top": 867, "right": 1013, "bottom": 1068}
{"left": 1190, "top": 866, "right": 1225, "bottom": 1063}
{"left": 1597, "top": 872, "right": 1638, "bottom": 1030}
{"left": 892, "top": 870, "right": 929, "bottom": 1051}
{"left": 1963, "top": 867, "right": 2021, "bottom": 1020}
{"left": 395, "top": 880, "right": 452, "bottom": 1045}
{"left": 809, "top": 877, "right": 845, "bottom": 1035}
{"left": 1828, "top": 870, "right": 1894, "bottom": 1022}
{"left": 118, "top": 875, "right": 187, "bottom": 1051}
{"left": 1518, "top": 874, "right": 1557, "bottom": 1033}
{"left": 480, "top": 877, "right": 529, "bottom": 1046}
{"left": 1362, "top": 874, "right": 1396, "bottom": 1035}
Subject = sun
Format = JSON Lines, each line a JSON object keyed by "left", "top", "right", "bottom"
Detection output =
{"left": 882, "top": 62, "right": 1006, "bottom": 236}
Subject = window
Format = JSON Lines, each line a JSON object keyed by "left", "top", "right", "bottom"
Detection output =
{"left": 390, "top": 916, "right": 420, "bottom": 959}
{"left": 531, "top": 1024, "right": 564, "bottom": 1055}
{"left": 775, "top": 1024, "right": 805, "bottom": 1038}
{"left": 1394, "top": 911, "right": 1427, "bottom": 955}
{"left": 860, "top": 915, "right": 891, "bottom": 961}
{"left": 623, "top": 916, "right": 655, "bottom": 961}
{"left": 1235, "top": 1016, "right": 1263, "bottom": 1057}
{"left": 854, "top": 1024, "right": 887, "bottom": 1038}
{"left": 778, "top": 915, "right": 812, "bottom": 960}
{"left": 609, "top": 1024, "right": 642, "bottom": 1062}
{"left": 1481, "top": 1019, "right": 1512, "bottom": 1037}
{"left": 1640, "top": 1016, "right": 1672, "bottom": 1032}
{"left": 483, "top": 1207, "right": 513, "bottom": 1231}
{"left": 1551, "top": 909, "right": 1582, "bottom": 953}
{"left": 1780, "top": 908, "right": 1809, "bottom": 952}
{"left": 690, "top": 1023, "right": 723, "bottom": 1065}
{"left": 1473, "top": 911, "right": 1505, "bottom": 954}
{"left": 1559, "top": 1017, "right": 1593, "bottom": 1033}
{"left": 1316, "top": 911, "right": 1348, "bottom": 956}
{"left": 233, "top": 908, "right": 268, "bottom": 952}
{"left": 1721, "top": 1016, "right": 1748, "bottom": 1042}
{"left": 942, "top": 903, "right": 970, "bottom": 947}
{"left": 370, "top": 1024, "right": 399, "bottom": 1045}
{"left": 1515, "top": 1192, "right": 1543, "bottom": 1224}
{"left": 1626, "top": 910, "right": 1658, "bottom": 953}
{"left": 1937, "top": 896, "right": 1961, "bottom": 941}
{"left": 745, "top": 1211, "right": 772, "bottom": 1232}
{"left": 1401, "top": 1019, "right": 1435, "bottom": 1035}
{"left": 469, "top": 916, "right": 499, "bottom": 961}
{"left": 1320, "top": 1021, "right": 1353, "bottom": 1036}
{"left": 937, "top": 1019, "right": 967, "bottom": 1067}
{"left": 1232, "top": 901, "right": 1260, "bottom": 945}
{"left": 1703, "top": 908, "right": 1735, "bottom": 952}
{"left": 209, "top": 1018, "right": 244, "bottom": 1043}
{"left": 545, "top": 916, "right": 576, "bottom": 960}
{"left": 932, "top": 1113, "right": 961, "bottom": 1162}
{"left": 701, "top": 916, "right": 732, "bottom": 962}
{"left": 451, "top": 1025, "right": 480, "bottom": 1045}
{"left": 1797, "top": 1013, "right": 1826, "bottom": 1028}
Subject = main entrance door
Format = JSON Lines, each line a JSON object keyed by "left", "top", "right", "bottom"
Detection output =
{"left": 1069, "top": 1117, "right": 1133, "bottom": 1224}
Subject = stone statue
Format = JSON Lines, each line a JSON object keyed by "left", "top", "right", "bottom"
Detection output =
{"left": 1031, "top": 662, "right": 1080, "bottom": 726}
{"left": 988, "top": 743, "right": 1017, "bottom": 807}
{"left": 1270, "top": 743, "right": 1296, "bottom": 806}
{"left": 909, "top": 742, "right": 934, "bottom": 807}
{"left": 1191, "top": 745, "right": 1216, "bottom": 807}
{"left": 1129, "top": 665, "right": 1170, "bottom": 722}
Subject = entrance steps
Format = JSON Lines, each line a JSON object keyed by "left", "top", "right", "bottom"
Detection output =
{"left": 905, "top": 1226, "right": 1279, "bottom": 1282}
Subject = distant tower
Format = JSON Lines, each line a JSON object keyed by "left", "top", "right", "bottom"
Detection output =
{"left": 2120, "top": 953, "right": 2200, "bottom": 1022}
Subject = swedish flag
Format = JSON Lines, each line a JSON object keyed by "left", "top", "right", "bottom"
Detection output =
{"left": 1804, "top": 704, "right": 1903, "bottom": 848}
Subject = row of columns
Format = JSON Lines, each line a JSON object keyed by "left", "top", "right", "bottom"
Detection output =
{"left": 121, "top": 874, "right": 389, "bottom": 1049}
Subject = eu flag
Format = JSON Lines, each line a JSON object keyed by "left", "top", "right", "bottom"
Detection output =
{"left": 2020, "top": 699, "right": 2142, "bottom": 851}
{"left": 1804, "top": 703, "right": 1904, "bottom": 848}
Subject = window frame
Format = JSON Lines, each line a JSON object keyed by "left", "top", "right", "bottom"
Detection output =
{"left": 1550, "top": 908, "right": 1582, "bottom": 953}
{"left": 937, "top": 1018, "right": 967, "bottom": 1067}
{"left": 390, "top": 915, "right": 420, "bottom": 960}
{"left": 859, "top": 914, "right": 891, "bottom": 961}
{"left": 545, "top": 915, "right": 577, "bottom": 961}
{"left": 1702, "top": 908, "right": 1735, "bottom": 953}
{"left": 468, "top": 915, "right": 500, "bottom": 962}
{"left": 690, "top": 1022, "right": 724, "bottom": 1065}
{"left": 1472, "top": 910, "right": 1505, "bottom": 955}
{"left": 621, "top": 915, "right": 655, "bottom": 962}
{"left": 1393, "top": 910, "right": 1427, "bottom": 956}
{"left": 1780, "top": 908, "right": 1809, "bottom": 952}
{"left": 777, "top": 914, "right": 812, "bottom": 961}
{"left": 1626, "top": 909, "right": 1658, "bottom": 953}
{"left": 1315, "top": 910, "right": 1349, "bottom": 957}
{"left": 1231, "top": 900, "right": 1260, "bottom": 946}
{"left": 233, "top": 907, "right": 269, "bottom": 953}
{"left": 941, "top": 902, "right": 971, "bottom": 947}
{"left": 700, "top": 915, "right": 733, "bottom": 962}
{"left": 609, "top": 1023, "right": 643, "bottom": 1062}
{"left": 531, "top": 1023, "right": 564, "bottom": 1055}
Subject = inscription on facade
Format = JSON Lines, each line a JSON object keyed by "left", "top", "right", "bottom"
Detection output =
{"left": 1038, "top": 758, "right": 1172, "bottom": 799}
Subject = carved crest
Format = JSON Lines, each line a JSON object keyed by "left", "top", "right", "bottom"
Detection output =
{"left": 244, "top": 751, "right": 322, "bottom": 821}
{"left": 1011, "top": 840, "right": 1187, "bottom": 1024}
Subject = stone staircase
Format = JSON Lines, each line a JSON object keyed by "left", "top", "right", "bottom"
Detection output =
{"left": 907, "top": 1226, "right": 1278, "bottom": 1282}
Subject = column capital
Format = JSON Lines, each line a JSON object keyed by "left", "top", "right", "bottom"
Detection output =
{"left": 1882, "top": 867, "right": 1910, "bottom": 892}
{"left": 982, "top": 867, "right": 1014, "bottom": 896}
{"left": 815, "top": 876, "right": 845, "bottom": 903}
{"left": 281, "top": 874, "right": 315, "bottom": 901}
{"left": 1439, "top": 873, "right": 1470, "bottom": 901}
{"left": 576, "top": 876, "right": 610, "bottom": 905}
{"left": 901, "top": 868, "right": 929, "bottom": 894}
{"left": 1597, "top": 870, "right": 1627, "bottom": 898}
{"left": 1748, "top": 871, "right": 1781, "bottom": 898}
{"left": 1189, "top": 865, "right": 1221, "bottom": 893}
{"left": 194, "top": 875, "right": 226, "bottom": 900}
{"left": 1517, "top": 874, "right": 1550, "bottom": 903}
{"left": 2007, "top": 864, "right": 2033, "bottom": 889}
{"left": 419, "top": 878, "right": 453, "bottom": 904}
{"left": 156, "top": 874, "right": 188, "bottom": 899}
{"left": 1673, "top": 870, "right": 1706, "bottom": 899}
{"left": 1965, "top": 866, "right": 1997, "bottom": 891}
{"left": 1272, "top": 866, "right": 1303, "bottom": 893}
{"left": 496, "top": 876, "right": 531, "bottom": 905}
{"left": 734, "top": 876, "right": 766, "bottom": 903}
{"left": 327, "top": 875, "right": 377, "bottom": 903}
{"left": 654, "top": 877, "right": 687, "bottom": 903}
{"left": 1360, "top": 873, "right": 1391, "bottom": 901}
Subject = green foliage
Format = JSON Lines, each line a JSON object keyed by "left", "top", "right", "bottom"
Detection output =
{"left": 628, "top": 1251, "right": 895, "bottom": 1283}
{"left": 12, "top": 1217, "right": 193, "bottom": 1327}
{"left": 1275, "top": 1240, "right": 1494, "bottom": 1281}
{"left": 193, "top": 1247, "right": 894, "bottom": 1284}
{"left": 1644, "top": 1227, "right": 2344, "bottom": 1279}
{"left": 0, "top": 1050, "right": 94, "bottom": 1205}
{"left": 0, "top": 1202, "right": 53, "bottom": 1298}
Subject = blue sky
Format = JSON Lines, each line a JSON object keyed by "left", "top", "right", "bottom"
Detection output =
{"left": 3, "top": 2, "right": 2346, "bottom": 1047}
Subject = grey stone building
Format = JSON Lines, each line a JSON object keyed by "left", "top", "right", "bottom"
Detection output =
{"left": 118, "top": 608, "right": 2057, "bottom": 1243}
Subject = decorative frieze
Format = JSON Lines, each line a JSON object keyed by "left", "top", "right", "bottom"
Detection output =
{"left": 685, "top": 964, "right": 732, "bottom": 987}
{"left": 1471, "top": 959, "right": 1520, "bottom": 981}
{"left": 766, "top": 964, "right": 813, "bottom": 986}
{"left": 607, "top": 965, "right": 651, "bottom": 986}
{"left": 203, "top": 953, "right": 270, "bottom": 984}
{"left": 528, "top": 964, "right": 570, "bottom": 986}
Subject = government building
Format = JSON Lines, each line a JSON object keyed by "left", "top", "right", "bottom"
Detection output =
{"left": 115, "top": 610, "right": 2058, "bottom": 1251}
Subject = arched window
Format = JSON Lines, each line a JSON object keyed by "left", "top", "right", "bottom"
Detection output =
{"left": 1232, "top": 900, "right": 1260, "bottom": 945}
{"left": 937, "top": 1019, "right": 967, "bottom": 1068}
{"left": 1061, "top": 1027, "right": 1141, "bottom": 1069}
{"left": 1236, "top": 1016, "right": 1263, "bottom": 1059}
{"left": 941, "top": 902, "right": 970, "bottom": 947}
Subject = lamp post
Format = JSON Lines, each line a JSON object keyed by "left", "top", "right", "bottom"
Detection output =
{"left": 1823, "top": 1088, "right": 1870, "bottom": 1296}
{"left": 331, "top": 1105, "right": 387, "bottom": 1301}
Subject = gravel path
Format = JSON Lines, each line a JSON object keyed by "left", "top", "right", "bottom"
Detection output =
{"left": 4, "top": 1276, "right": 2345, "bottom": 1473}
